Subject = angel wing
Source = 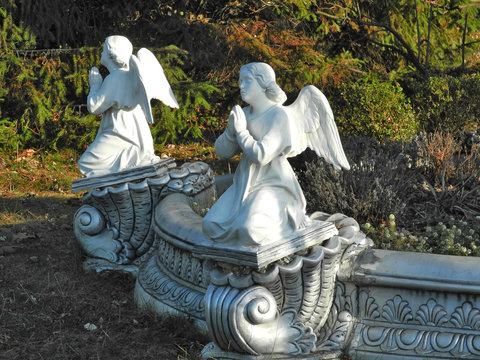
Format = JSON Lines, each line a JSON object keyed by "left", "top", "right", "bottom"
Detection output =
{"left": 286, "top": 85, "right": 350, "bottom": 170}
{"left": 129, "top": 48, "right": 179, "bottom": 124}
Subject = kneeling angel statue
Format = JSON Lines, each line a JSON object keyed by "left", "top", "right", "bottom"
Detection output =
{"left": 78, "top": 35, "right": 179, "bottom": 177}
{"left": 202, "top": 62, "right": 350, "bottom": 246}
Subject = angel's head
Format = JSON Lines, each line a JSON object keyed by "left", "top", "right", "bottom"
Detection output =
{"left": 239, "top": 62, "right": 287, "bottom": 105}
{"left": 101, "top": 36, "right": 133, "bottom": 71}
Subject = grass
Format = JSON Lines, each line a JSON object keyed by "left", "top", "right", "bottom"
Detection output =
{"left": 0, "top": 148, "right": 211, "bottom": 360}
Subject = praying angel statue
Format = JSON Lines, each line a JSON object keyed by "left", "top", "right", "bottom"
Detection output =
{"left": 202, "top": 62, "right": 350, "bottom": 246}
{"left": 78, "top": 35, "right": 179, "bottom": 177}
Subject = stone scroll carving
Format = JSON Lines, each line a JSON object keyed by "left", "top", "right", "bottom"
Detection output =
{"left": 201, "top": 213, "right": 372, "bottom": 359}
{"left": 204, "top": 285, "right": 316, "bottom": 356}
{"left": 73, "top": 161, "right": 215, "bottom": 271}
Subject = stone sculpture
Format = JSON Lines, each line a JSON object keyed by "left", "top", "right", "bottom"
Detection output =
{"left": 202, "top": 62, "right": 350, "bottom": 247}
{"left": 71, "top": 58, "right": 480, "bottom": 359}
{"left": 73, "top": 161, "right": 215, "bottom": 274}
{"left": 77, "top": 35, "right": 179, "bottom": 177}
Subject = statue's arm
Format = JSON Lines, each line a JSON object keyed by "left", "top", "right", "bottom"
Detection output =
{"left": 86, "top": 73, "right": 118, "bottom": 115}
{"left": 236, "top": 110, "right": 290, "bottom": 166}
{"left": 215, "top": 131, "right": 240, "bottom": 159}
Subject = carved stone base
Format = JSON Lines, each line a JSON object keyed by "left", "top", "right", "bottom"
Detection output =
{"left": 339, "top": 249, "right": 480, "bottom": 359}
{"left": 201, "top": 342, "right": 342, "bottom": 359}
{"left": 201, "top": 214, "right": 370, "bottom": 358}
{"left": 72, "top": 161, "right": 215, "bottom": 271}
{"left": 72, "top": 160, "right": 480, "bottom": 359}
{"left": 133, "top": 190, "right": 371, "bottom": 358}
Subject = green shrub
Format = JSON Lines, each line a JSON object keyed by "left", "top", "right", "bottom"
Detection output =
{"left": 364, "top": 214, "right": 480, "bottom": 256}
{"left": 148, "top": 46, "right": 221, "bottom": 145}
{"left": 402, "top": 73, "right": 480, "bottom": 134}
{"left": 332, "top": 76, "right": 418, "bottom": 141}
{"left": 0, "top": 9, "right": 222, "bottom": 151}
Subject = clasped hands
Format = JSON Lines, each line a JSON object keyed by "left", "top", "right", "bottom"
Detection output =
{"left": 89, "top": 66, "right": 103, "bottom": 89}
{"left": 227, "top": 105, "right": 247, "bottom": 138}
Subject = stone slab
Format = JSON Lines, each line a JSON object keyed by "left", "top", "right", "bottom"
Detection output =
{"left": 154, "top": 192, "right": 339, "bottom": 269}
{"left": 341, "top": 248, "right": 480, "bottom": 293}
{"left": 192, "top": 220, "right": 338, "bottom": 268}
{"left": 71, "top": 158, "right": 176, "bottom": 193}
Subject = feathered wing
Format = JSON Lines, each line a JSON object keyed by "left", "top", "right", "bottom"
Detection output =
{"left": 286, "top": 85, "right": 350, "bottom": 170}
{"left": 129, "top": 48, "right": 179, "bottom": 124}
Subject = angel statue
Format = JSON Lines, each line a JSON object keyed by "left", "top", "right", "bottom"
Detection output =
{"left": 77, "top": 35, "right": 179, "bottom": 177}
{"left": 202, "top": 62, "right": 350, "bottom": 246}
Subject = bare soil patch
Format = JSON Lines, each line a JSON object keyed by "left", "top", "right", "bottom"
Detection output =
{"left": 0, "top": 194, "right": 208, "bottom": 359}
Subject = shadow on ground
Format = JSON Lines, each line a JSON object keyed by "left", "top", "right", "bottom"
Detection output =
{"left": 0, "top": 195, "right": 207, "bottom": 360}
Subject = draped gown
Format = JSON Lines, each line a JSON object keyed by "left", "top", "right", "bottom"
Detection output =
{"left": 78, "top": 69, "right": 159, "bottom": 177}
{"left": 202, "top": 104, "right": 310, "bottom": 246}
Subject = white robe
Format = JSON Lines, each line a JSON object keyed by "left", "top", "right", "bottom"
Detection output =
{"left": 202, "top": 105, "right": 309, "bottom": 246}
{"left": 78, "top": 69, "right": 159, "bottom": 177}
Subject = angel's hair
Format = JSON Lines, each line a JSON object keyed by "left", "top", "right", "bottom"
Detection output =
{"left": 240, "top": 62, "right": 287, "bottom": 104}
{"left": 104, "top": 35, "right": 133, "bottom": 69}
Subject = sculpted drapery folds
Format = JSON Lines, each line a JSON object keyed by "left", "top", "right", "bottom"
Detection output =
{"left": 78, "top": 35, "right": 178, "bottom": 177}
{"left": 202, "top": 62, "right": 350, "bottom": 246}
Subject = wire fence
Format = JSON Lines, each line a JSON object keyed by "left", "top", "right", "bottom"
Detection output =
{"left": 10, "top": 47, "right": 98, "bottom": 114}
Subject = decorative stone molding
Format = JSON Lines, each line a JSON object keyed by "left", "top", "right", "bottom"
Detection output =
{"left": 341, "top": 249, "right": 480, "bottom": 359}
{"left": 355, "top": 294, "right": 480, "bottom": 358}
{"left": 72, "top": 161, "right": 215, "bottom": 273}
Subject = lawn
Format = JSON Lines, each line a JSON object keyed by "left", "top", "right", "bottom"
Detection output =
{"left": 0, "top": 148, "right": 214, "bottom": 360}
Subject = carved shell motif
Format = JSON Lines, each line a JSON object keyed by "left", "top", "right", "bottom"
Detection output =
{"left": 205, "top": 213, "right": 371, "bottom": 357}
{"left": 73, "top": 162, "right": 214, "bottom": 265}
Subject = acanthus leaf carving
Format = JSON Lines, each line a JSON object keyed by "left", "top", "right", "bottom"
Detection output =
{"left": 358, "top": 295, "right": 480, "bottom": 358}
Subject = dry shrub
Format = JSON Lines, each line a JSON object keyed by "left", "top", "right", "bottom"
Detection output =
{"left": 414, "top": 131, "right": 480, "bottom": 220}
{"left": 416, "top": 131, "right": 461, "bottom": 188}
{"left": 290, "top": 136, "right": 421, "bottom": 226}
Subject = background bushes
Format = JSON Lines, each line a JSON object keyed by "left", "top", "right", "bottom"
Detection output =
{"left": 1, "top": 1, "right": 480, "bottom": 153}
{"left": 290, "top": 137, "right": 421, "bottom": 226}
{"left": 332, "top": 76, "right": 418, "bottom": 141}
{"left": 402, "top": 73, "right": 480, "bottom": 134}
{"left": 0, "top": 10, "right": 223, "bottom": 152}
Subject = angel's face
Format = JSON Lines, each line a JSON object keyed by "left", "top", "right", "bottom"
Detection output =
{"left": 239, "top": 69, "right": 265, "bottom": 105}
{"left": 100, "top": 42, "right": 116, "bottom": 71}
{"left": 100, "top": 43, "right": 108, "bottom": 66}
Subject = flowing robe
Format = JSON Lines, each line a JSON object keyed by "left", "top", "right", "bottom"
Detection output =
{"left": 202, "top": 105, "right": 309, "bottom": 246}
{"left": 78, "top": 69, "right": 159, "bottom": 177}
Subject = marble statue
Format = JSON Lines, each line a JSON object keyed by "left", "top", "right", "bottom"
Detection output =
{"left": 202, "top": 62, "right": 350, "bottom": 246}
{"left": 78, "top": 35, "right": 179, "bottom": 177}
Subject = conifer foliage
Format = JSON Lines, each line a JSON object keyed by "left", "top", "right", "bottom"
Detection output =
{"left": 1, "top": 1, "right": 480, "bottom": 152}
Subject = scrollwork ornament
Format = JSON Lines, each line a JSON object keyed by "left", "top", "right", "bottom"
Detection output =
{"left": 74, "top": 161, "right": 215, "bottom": 267}
{"left": 357, "top": 295, "right": 480, "bottom": 358}
{"left": 204, "top": 285, "right": 316, "bottom": 356}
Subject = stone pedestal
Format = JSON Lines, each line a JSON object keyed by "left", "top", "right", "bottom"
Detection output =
{"left": 72, "top": 162, "right": 480, "bottom": 359}
{"left": 72, "top": 161, "right": 215, "bottom": 273}
{"left": 133, "top": 190, "right": 372, "bottom": 359}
